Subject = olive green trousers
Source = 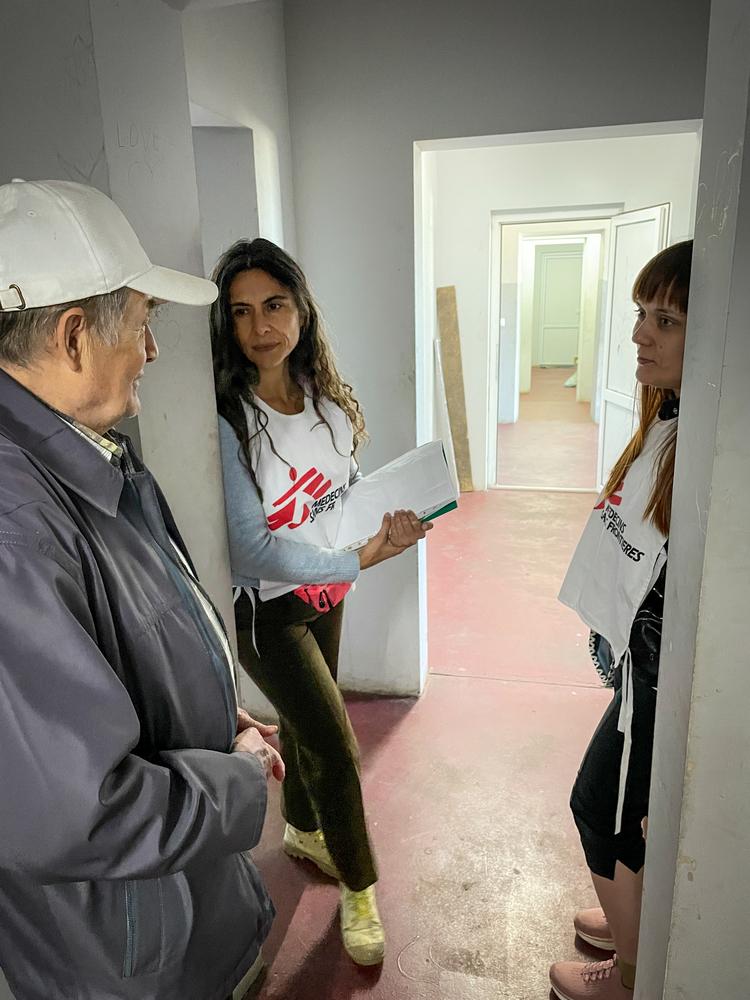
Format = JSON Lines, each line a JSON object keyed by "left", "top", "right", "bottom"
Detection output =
{"left": 235, "top": 589, "right": 377, "bottom": 891}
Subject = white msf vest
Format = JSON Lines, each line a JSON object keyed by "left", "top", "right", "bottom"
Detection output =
{"left": 559, "top": 418, "right": 671, "bottom": 832}
{"left": 245, "top": 393, "right": 353, "bottom": 602}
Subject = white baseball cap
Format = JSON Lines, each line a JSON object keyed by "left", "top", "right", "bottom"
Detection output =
{"left": 0, "top": 178, "right": 218, "bottom": 311}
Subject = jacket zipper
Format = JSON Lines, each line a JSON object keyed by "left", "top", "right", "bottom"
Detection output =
{"left": 128, "top": 476, "right": 237, "bottom": 748}
{"left": 123, "top": 881, "right": 136, "bottom": 978}
{"left": 157, "top": 549, "right": 237, "bottom": 747}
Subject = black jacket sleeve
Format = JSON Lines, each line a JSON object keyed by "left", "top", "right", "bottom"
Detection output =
{"left": 628, "top": 561, "right": 667, "bottom": 687}
{"left": 589, "top": 561, "right": 668, "bottom": 689}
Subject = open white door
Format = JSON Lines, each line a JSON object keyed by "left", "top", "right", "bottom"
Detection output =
{"left": 596, "top": 204, "right": 671, "bottom": 489}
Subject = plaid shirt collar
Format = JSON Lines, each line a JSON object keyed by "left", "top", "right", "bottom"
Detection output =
{"left": 55, "top": 413, "right": 124, "bottom": 466}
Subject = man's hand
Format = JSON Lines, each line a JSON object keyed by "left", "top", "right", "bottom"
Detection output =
{"left": 236, "top": 707, "right": 278, "bottom": 739}
{"left": 233, "top": 709, "right": 285, "bottom": 782}
{"left": 358, "top": 509, "right": 433, "bottom": 570}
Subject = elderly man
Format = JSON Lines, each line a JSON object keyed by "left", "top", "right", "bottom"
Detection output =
{"left": 0, "top": 179, "right": 283, "bottom": 1000}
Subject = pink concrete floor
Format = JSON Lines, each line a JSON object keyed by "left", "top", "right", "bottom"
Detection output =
{"left": 427, "top": 490, "right": 598, "bottom": 687}
{"left": 249, "top": 485, "right": 610, "bottom": 999}
{"left": 497, "top": 368, "right": 598, "bottom": 490}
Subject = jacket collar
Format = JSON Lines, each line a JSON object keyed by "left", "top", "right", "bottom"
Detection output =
{"left": 0, "top": 369, "right": 125, "bottom": 517}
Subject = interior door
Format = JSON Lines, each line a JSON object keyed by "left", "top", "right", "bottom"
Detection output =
{"left": 596, "top": 204, "right": 671, "bottom": 488}
{"left": 534, "top": 246, "right": 583, "bottom": 365}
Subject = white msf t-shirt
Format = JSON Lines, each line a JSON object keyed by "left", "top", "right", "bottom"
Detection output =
{"left": 244, "top": 393, "right": 353, "bottom": 601}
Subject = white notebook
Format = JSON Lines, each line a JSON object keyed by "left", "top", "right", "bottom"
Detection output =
{"left": 335, "top": 440, "right": 459, "bottom": 551}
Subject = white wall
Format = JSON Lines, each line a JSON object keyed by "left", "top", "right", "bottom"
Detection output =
{"left": 181, "top": 0, "right": 296, "bottom": 250}
{"left": 497, "top": 228, "right": 519, "bottom": 424}
{"left": 415, "top": 149, "right": 438, "bottom": 445}
{"left": 193, "top": 126, "right": 259, "bottom": 277}
{"left": 577, "top": 232, "right": 603, "bottom": 405}
{"left": 433, "top": 130, "right": 701, "bottom": 488}
{"left": 283, "top": 0, "right": 709, "bottom": 695}
{"left": 414, "top": 149, "right": 438, "bottom": 689}
{"left": 518, "top": 236, "right": 537, "bottom": 395}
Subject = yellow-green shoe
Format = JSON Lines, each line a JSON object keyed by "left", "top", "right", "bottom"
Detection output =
{"left": 282, "top": 824, "right": 340, "bottom": 879}
{"left": 339, "top": 884, "right": 385, "bottom": 966}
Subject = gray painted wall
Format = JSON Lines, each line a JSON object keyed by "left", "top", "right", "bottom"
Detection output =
{"left": 0, "top": 8, "right": 107, "bottom": 994}
{"left": 0, "top": 1, "right": 235, "bottom": 641}
{"left": 193, "top": 126, "right": 259, "bottom": 277}
{"left": 182, "top": 0, "right": 296, "bottom": 250}
{"left": 0, "top": 0, "right": 108, "bottom": 193}
{"left": 88, "top": 0, "right": 236, "bottom": 648}
{"left": 0, "top": 3, "right": 239, "bottom": 985}
{"left": 283, "top": 0, "right": 710, "bottom": 693}
{"left": 182, "top": 0, "right": 295, "bottom": 715}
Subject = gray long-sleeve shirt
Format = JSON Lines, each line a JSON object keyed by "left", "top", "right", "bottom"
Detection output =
{"left": 218, "top": 414, "right": 360, "bottom": 589}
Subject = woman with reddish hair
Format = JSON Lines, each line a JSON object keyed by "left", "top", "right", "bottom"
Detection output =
{"left": 550, "top": 241, "right": 692, "bottom": 1000}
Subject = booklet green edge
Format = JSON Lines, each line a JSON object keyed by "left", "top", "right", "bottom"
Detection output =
{"left": 420, "top": 499, "right": 458, "bottom": 523}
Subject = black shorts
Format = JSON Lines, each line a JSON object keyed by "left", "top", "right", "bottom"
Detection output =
{"left": 570, "top": 668, "right": 657, "bottom": 879}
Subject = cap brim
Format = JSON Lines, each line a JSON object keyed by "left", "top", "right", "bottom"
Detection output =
{"left": 127, "top": 264, "right": 218, "bottom": 306}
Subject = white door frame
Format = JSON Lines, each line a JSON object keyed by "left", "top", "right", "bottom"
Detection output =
{"left": 595, "top": 203, "right": 671, "bottom": 490}
{"left": 487, "top": 205, "right": 622, "bottom": 487}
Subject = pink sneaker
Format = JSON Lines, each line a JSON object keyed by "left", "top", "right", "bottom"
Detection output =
{"left": 574, "top": 907, "right": 615, "bottom": 950}
{"left": 550, "top": 955, "right": 632, "bottom": 999}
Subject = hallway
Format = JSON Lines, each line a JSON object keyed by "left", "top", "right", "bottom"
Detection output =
{"left": 250, "top": 490, "right": 610, "bottom": 999}
{"left": 496, "top": 368, "right": 598, "bottom": 490}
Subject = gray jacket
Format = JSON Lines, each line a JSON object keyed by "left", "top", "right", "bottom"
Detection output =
{"left": 0, "top": 371, "right": 273, "bottom": 1000}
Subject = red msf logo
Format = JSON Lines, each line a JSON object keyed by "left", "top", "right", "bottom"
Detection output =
{"left": 267, "top": 466, "right": 332, "bottom": 531}
{"left": 594, "top": 479, "right": 624, "bottom": 511}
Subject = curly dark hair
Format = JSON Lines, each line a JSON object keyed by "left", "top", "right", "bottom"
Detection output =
{"left": 210, "top": 238, "right": 367, "bottom": 499}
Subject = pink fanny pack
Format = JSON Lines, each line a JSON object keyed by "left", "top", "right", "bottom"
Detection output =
{"left": 294, "top": 582, "right": 351, "bottom": 613}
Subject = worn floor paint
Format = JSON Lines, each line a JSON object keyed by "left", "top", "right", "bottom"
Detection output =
{"left": 427, "top": 490, "right": 599, "bottom": 687}
{"left": 497, "top": 367, "right": 598, "bottom": 490}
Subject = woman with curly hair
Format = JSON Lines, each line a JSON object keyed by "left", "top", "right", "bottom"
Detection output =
{"left": 211, "top": 238, "right": 430, "bottom": 967}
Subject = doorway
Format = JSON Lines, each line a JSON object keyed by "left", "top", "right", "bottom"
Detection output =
{"left": 494, "top": 221, "right": 610, "bottom": 491}
{"left": 491, "top": 202, "right": 674, "bottom": 493}
{"left": 416, "top": 120, "right": 701, "bottom": 995}
{"left": 415, "top": 120, "right": 701, "bottom": 691}
{"left": 416, "top": 125, "right": 701, "bottom": 679}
